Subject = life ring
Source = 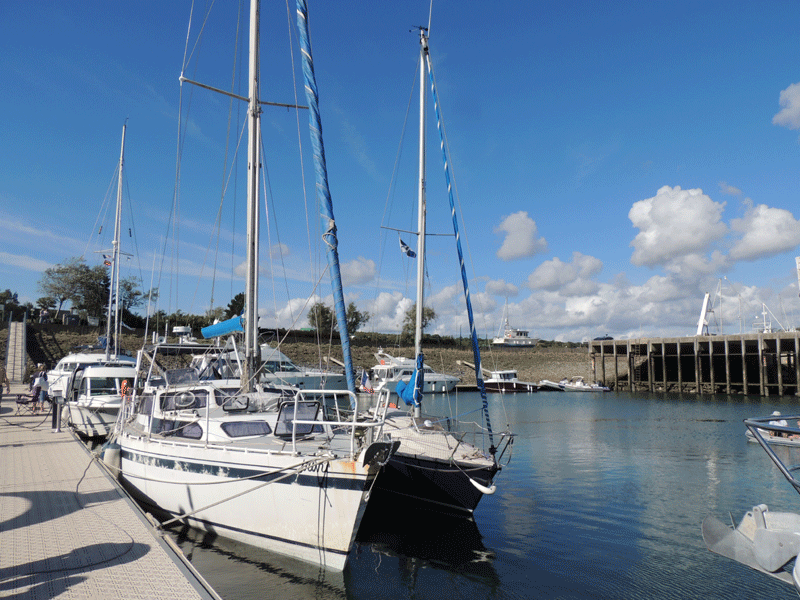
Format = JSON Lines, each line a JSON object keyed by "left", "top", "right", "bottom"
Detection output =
{"left": 381, "top": 359, "right": 385, "bottom": 365}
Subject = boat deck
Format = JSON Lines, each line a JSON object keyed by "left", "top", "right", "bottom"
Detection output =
{"left": 380, "top": 410, "right": 495, "bottom": 466}
{"left": 0, "top": 387, "right": 220, "bottom": 600}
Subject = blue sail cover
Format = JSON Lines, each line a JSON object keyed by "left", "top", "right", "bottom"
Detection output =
{"left": 201, "top": 316, "right": 244, "bottom": 339}
{"left": 295, "top": 0, "right": 356, "bottom": 398}
{"left": 395, "top": 353, "right": 425, "bottom": 407}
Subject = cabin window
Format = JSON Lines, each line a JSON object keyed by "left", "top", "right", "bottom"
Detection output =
{"left": 221, "top": 421, "right": 272, "bottom": 438}
{"left": 161, "top": 389, "right": 209, "bottom": 411}
{"left": 154, "top": 419, "right": 203, "bottom": 439}
{"left": 140, "top": 394, "right": 154, "bottom": 415}
{"left": 89, "top": 377, "right": 119, "bottom": 396}
{"left": 164, "top": 368, "right": 200, "bottom": 386}
{"left": 274, "top": 401, "right": 323, "bottom": 437}
{"left": 264, "top": 360, "right": 299, "bottom": 373}
{"left": 217, "top": 389, "right": 249, "bottom": 411}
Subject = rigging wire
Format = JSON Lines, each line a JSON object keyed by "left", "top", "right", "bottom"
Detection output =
{"left": 205, "top": 0, "right": 245, "bottom": 317}
{"left": 283, "top": 0, "right": 329, "bottom": 368}
{"left": 82, "top": 168, "right": 119, "bottom": 260}
{"left": 372, "top": 56, "right": 421, "bottom": 347}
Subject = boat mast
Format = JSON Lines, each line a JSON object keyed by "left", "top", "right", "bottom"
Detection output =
{"left": 105, "top": 123, "right": 126, "bottom": 361}
{"left": 414, "top": 27, "right": 429, "bottom": 418}
{"left": 243, "top": 0, "right": 261, "bottom": 392}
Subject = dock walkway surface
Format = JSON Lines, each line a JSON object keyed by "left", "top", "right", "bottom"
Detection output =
{"left": 0, "top": 385, "right": 221, "bottom": 600}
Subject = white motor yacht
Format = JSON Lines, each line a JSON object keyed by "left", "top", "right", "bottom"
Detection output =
{"left": 371, "top": 349, "right": 459, "bottom": 394}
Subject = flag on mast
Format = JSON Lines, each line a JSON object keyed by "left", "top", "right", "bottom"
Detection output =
{"left": 399, "top": 237, "right": 416, "bottom": 258}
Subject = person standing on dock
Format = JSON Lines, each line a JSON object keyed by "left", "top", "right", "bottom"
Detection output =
{"left": 30, "top": 363, "right": 48, "bottom": 413}
{"left": 0, "top": 363, "right": 8, "bottom": 397}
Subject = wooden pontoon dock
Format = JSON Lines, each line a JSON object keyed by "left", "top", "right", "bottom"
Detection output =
{"left": 0, "top": 386, "right": 221, "bottom": 600}
{"left": 589, "top": 332, "right": 800, "bottom": 396}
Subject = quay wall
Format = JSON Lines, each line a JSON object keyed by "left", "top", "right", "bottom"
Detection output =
{"left": 590, "top": 332, "right": 800, "bottom": 397}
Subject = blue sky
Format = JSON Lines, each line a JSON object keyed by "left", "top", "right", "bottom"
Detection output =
{"left": 2, "top": 1, "right": 800, "bottom": 342}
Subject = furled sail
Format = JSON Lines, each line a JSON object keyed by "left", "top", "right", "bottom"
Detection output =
{"left": 295, "top": 0, "right": 356, "bottom": 396}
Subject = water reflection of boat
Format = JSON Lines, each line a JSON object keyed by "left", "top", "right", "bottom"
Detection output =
{"left": 164, "top": 523, "right": 346, "bottom": 599}
{"left": 355, "top": 505, "right": 499, "bottom": 585}
{"left": 703, "top": 414, "right": 800, "bottom": 592}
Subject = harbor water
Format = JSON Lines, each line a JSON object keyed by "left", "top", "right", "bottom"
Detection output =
{"left": 153, "top": 390, "right": 800, "bottom": 599}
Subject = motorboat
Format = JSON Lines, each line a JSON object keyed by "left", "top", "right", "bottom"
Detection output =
{"left": 744, "top": 413, "right": 800, "bottom": 446}
{"left": 745, "top": 429, "right": 800, "bottom": 447}
{"left": 537, "top": 379, "right": 565, "bottom": 392}
{"left": 179, "top": 342, "right": 347, "bottom": 390}
{"left": 108, "top": 0, "right": 394, "bottom": 570}
{"left": 371, "top": 349, "right": 459, "bottom": 393}
{"left": 47, "top": 349, "right": 136, "bottom": 401}
{"left": 491, "top": 318, "right": 538, "bottom": 348}
{"left": 559, "top": 376, "right": 610, "bottom": 392}
{"left": 483, "top": 369, "right": 538, "bottom": 393}
{"left": 260, "top": 344, "right": 347, "bottom": 390}
{"left": 703, "top": 414, "right": 800, "bottom": 593}
{"left": 491, "top": 302, "right": 537, "bottom": 348}
{"left": 64, "top": 361, "right": 137, "bottom": 438}
{"left": 456, "top": 360, "right": 537, "bottom": 393}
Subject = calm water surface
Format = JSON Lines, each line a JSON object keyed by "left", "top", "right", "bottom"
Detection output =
{"left": 162, "top": 391, "right": 800, "bottom": 599}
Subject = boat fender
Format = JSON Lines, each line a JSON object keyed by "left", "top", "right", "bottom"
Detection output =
{"left": 101, "top": 441, "right": 121, "bottom": 473}
{"left": 468, "top": 477, "right": 496, "bottom": 495}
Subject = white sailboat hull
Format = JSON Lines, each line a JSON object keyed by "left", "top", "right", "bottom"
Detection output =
{"left": 117, "top": 433, "right": 378, "bottom": 570}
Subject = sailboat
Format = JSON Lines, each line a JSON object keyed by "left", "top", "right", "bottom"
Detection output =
{"left": 366, "top": 27, "right": 514, "bottom": 513}
{"left": 60, "top": 124, "right": 138, "bottom": 438}
{"left": 108, "top": 0, "right": 393, "bottom": 570}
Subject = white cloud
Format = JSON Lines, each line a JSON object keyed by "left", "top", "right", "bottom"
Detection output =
{"left": 719, "top": 181, "right": 742, "bottom": 196}
{"left": 729, "top": 202, "right": 800, "bottom": 261}
{"left": 340, "top": 256, "right": 376, "bottom": 287}
{"left": 260, "top": 296, "right": 320, "bottom": 330}
{"left": 367, "top": 291, "right": 411, "bottom": 333}
{"left": 773, "top": 82, "right": 800, "bottom": 130}
{"left": 494, "top": 211, "right": 547, "bottom": 260}
{"left": 629, "top": 185, "right": 727, "bottom": 267}
{"left": 232, "top": 260, "right": 270, "bottom": 280}
{"left": 528, "top": 251, "right": 603, "bottom": 294}
{"left": 269, "top": 243, "right": 289, "bottom": 258}
{"left": 485, "top": 279, "right": 519, "bottom": 297}
{"left": 0, "top": 251, "right": 52, "bottom": 273}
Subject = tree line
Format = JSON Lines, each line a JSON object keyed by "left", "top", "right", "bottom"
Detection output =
{"left": 20, "top": 257, "right": 437, "bottom": 339}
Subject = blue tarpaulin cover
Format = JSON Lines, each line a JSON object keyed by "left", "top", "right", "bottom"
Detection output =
{"left": 395, "top": 353, "right": 425, "bottom": 407}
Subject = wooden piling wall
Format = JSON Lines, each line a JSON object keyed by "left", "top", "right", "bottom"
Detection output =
{"left": 589, "top": 332, "right": 800, "bottom": 396}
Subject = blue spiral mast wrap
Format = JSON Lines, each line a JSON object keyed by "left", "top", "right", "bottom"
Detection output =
{"left": 295, "top": 0, "right": 356, "bottom": 398}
